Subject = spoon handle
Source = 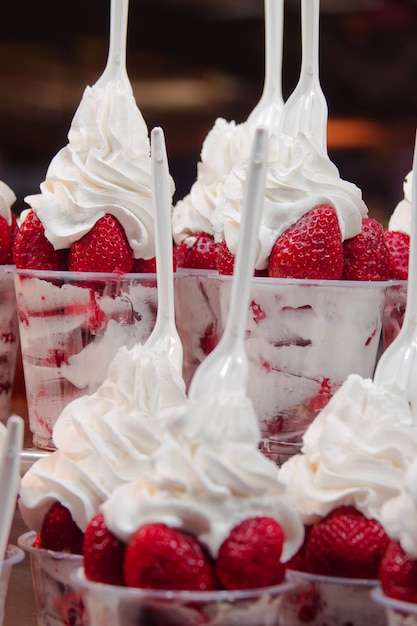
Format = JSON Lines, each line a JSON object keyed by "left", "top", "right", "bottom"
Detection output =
{"left": 301, "top": 0, "right": 320, "bottom": 78}
{"left": 95, "top": 0, "right": 130, "bottom": 87}
{"left": 402, "top": 131, "right": 417, "bottom": 325}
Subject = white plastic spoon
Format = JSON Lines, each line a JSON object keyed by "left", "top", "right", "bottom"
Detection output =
{"left": 144, "top": 127, "right": 183, "bottom": 374}
{"left": 94, "top": 0, "right": 130, "bottom": 89}
{"left": 374, "top": 131, "right": 417, "bottom": 411}
{"left": 279, "top": 0, "right": 328, "bottom": 150}
{"left": 189, "top": 127, "right": 268, "bottom": 399}
{"left": 0, "top": 415, "right": 24, "bottom": 570}
{"left": 247, "top": 0, "right": 284, "bottom": 130}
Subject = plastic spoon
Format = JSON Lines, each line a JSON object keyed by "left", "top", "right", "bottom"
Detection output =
{"left": 189, "top": 127, "right": 268, "bottom": 399}
{"left": 247, "top": 0, "right": 284, "bottom": 130}
{"left": 0, "top": 415, "right": 24, "bottom": 570}
{"left": 94, "top": 0, "right": 130, "bottom": 89}
{"left": 374, "top": 131, "right": 417, "bottom": 410}
{"left": 144, "top": 127, "right": 182, "bottom": 374}
{"left": 279, "top": 0, "right": 328, "bottom": 150}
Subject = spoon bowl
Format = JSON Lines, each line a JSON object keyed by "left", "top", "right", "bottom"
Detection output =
{"left": 188, "top": 127, "right": 268, "bottom": 400}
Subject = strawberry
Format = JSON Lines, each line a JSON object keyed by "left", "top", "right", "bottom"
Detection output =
{"left": 174, "top": 232, "right": 219, "bottom": 270}
{"left": 124, "top": 523, "right": 217, "bottom": 591}
{"left": 215, "top": 517, "right": 286, "bottom": 590}
{"left": 305, "top": 506, "right": 389, "bottom": 579}
{"left": 268, "top": 204, "right": 344, "bottom": 280}
{"left": 0, "top": 215, "right": 12, "bottom": 266}
{"left": 68, "top": 213, "right": 134, "bottom": 274}
{"left": 14, "top": 210, "right": 67, "bottom": 270}
{"left": 40, "top": 501, "right": 84, "bottom": 554}
{"left": 384, "top": 230, "right": 410, "bottom": 280}
{"left": 379, "top": 540, "right": 417, "bottom": 603}
{"left": 83, "top": 513, "right": 126, "bottom": 586}
{"left": 217, "top": 240, "right": 235, "bottom": 275}
{"left": 342, "top": 218, "right": 391, "bottom": 281}
{"left": 131, "top": 256, "right": 157, "bottom": 273}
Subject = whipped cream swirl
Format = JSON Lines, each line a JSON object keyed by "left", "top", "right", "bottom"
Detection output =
{"left": 102, "top": 390, "right": 304, "bottom": 561}
{"left": 19, "top": 343, "right": 187, "bottom": 533}
{"left": 381, "top": 457, "right": 417, "bottom": 558}
{"left": 278, "top": 374, "right": 417, "bottom": 525}
{"left": 388, "top": 170, "right": 412, "bottom": 235}
{"left": 213, "top": 133, "right": 368, "bottom": 269}
{"left": 26, "top": 80, "right": 174, "bottom": 259}
{"left": 0, "top": 181, "right": 16, "bottom": 225}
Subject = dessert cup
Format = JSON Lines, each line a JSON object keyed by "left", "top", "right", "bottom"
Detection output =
{"left": 383, "top": 280, "right": 407, "bottom": 349}
{"left": 72, "top": 567, "right": 298, "bottom": 626}
{"left": 175, "top": 272, "right": 388, "bottom": 465}
{"left": 371, "top": 586, "right": 417, "bottom": 626}
{"left": 279, "top": 570, "right": 385, "bottom": 626}
{"left": 14, "top": 269, "right": 158, "bottom": 450}
{"left": 0, "top": 268, "right": 19, "bottom": 425}
{"left": 18, "top": 531, "right": 84, "bottom": 626}
{"left": 0, "top": 545, "right": 25, "bottom": 626}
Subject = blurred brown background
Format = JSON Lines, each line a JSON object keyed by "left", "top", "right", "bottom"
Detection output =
{"left": 0, "top": 0, "right": 416, "bottom": 224}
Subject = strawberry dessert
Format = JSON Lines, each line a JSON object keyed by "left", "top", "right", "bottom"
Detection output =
{"left": 72, "top": 379, "right": 304, "bottom": 625}
{"left": 373, "top": 457, "right": 417, "bottom": 624}
{"left": 0, "top": 181, "right": 19, "bottom": 424}
{"left": 13, "top": 51, "right": 174, "bottom": 448}
{"left": 277, "top": 373, "right": 417, "bottom": 625}
{"left": 18, "top": 338, "right": 187, "bottom": 626}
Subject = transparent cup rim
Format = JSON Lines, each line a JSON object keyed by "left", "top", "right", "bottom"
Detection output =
{"left": 371, "top": 585, "right": 417, "bottom": 614}
{"left": 3, "top": 544, "right": 24, "bottom": 567}
{"left": 72, "top": 566, "right": 298, "bottom": 602}
{"left": 17, "top": 530, "right": 83, "bottom": 563}
{"left": 287, "top": 568, "right": 378, "bottom": 587}
{"left": 13, "top": 268, "right": 157, "bottom": 281}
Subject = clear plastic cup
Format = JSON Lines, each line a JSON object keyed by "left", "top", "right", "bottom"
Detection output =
{"left": 371, "top": 586, "right": 417, "bottom": 626}
{"left": 175, "top": 272, "right": 388, "bottom": 465}
{"left": 279, "top": 570, "right": 385, "bottom": 626}
{"left": 72, "top": 566, "right": 298, "bottom": 626}
{"left": 382, "top": 280, "right": 407, "bottom": 349}
{"left": 18, "top": 531, "right": 84, "bottom": 626}
{"left": 0, "top": 268, "right": 19, "bottom": 425}
{"left": 0, "top": 545, "right": 25, "bottom": 626}
{"left": 14, "top": 269, "right": 158, "bottom": 449}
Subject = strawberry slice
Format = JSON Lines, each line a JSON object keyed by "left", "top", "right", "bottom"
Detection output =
{"left": 268, "top": 204, "right": 344, "bottom": 280}
{"left": 40, "top": 501, "right": 84, "bottom": 554}
{"left": 68, "top": 214, "right": 134, "bottom": 274}
{"left": 215, "top": 517, "right": 286, "bottom": 590}
{"left": 379, "top": 539, "right": 417, "bottom": 603}
{"left": 124, "top": 523, "right": 217, "bottom": 591}
{"left": 14, "top": 210, "right": 68, "bottom": 270}
{"left": 384, "top": 230, "right": 410, "bottom": 280}
{"left": 305, "top": 506, "right": 389, "bottom": 579}
{"left": 83, "top": 513, "right": 126, "bottom": 586}
{"left": 342, "top": 218, "right": 391, "bottom": 281}
{"left": 174, "top": 232, "right": 219, "bottom": 270}
{"left": 217, "top": 240, "right": 235, "bottom": 275}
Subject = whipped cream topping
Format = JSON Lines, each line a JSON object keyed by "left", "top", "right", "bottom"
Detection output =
{"left": 26, "top": 80, "right": 174, "bottom": 259}
{"left": 213, "top": 133, "right": 368, "bottom": 269}
{"left": 102, "top": 390, "right": 304, "bottom": 561}
{"left": 388, "top": 170, "right": 412, "bottom": 235}
{"left": 278, "top": 374, "right": 417, "bottom": 525}
{"left": 0, "top": 181, "right": 16, "bottom": 225}
{"left": 381, "top": 458, "right": 417, "bottom": 558}
{"left": 172, "top": 117, "right": 256, "bottom": 242}
{"left": 19, "top": 342, "right": 187, "bottom": 533}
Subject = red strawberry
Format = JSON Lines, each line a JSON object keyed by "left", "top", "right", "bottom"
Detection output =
{"left": 268, "top": 204, "right": 344, "bottom": 280}
{"left": 215, "top": 517, "right": 286, "bottom": 590}
{"left": 342, "top": 218, "right": 391, "bottom": 281}
{"left": 0, "top": 215, "right": 12, "bottom": 265}
{"left": 40, "top": 501, "right": 84, "bottom": 554}
{"left": 131, "top": 256, "right": 157, "bottom": 273}
{"left": 305, "top": 506, "right": 389, "bottom": 579}
{"left": 124, "top": 523, "right": 217, "bottom": 591}
{"left": 217, "top": 240, "right": 235, "bottom": 275}
{"left": 379, "top": 540, "right": 417, "bottom": 603}
{"left": 384, "top": 230, "right": 410, "bottom": 280}
{"left": 14, "top": 210, "right": 67, "bottom": 270}
{"left": 83, "top": 513, "right": 126, "bottom": 586}
{"left": 174, "top": 232, "right": 219, "bottom": 270}
{"left": 68, "top": 214, "right": 134, "bottom": 274}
